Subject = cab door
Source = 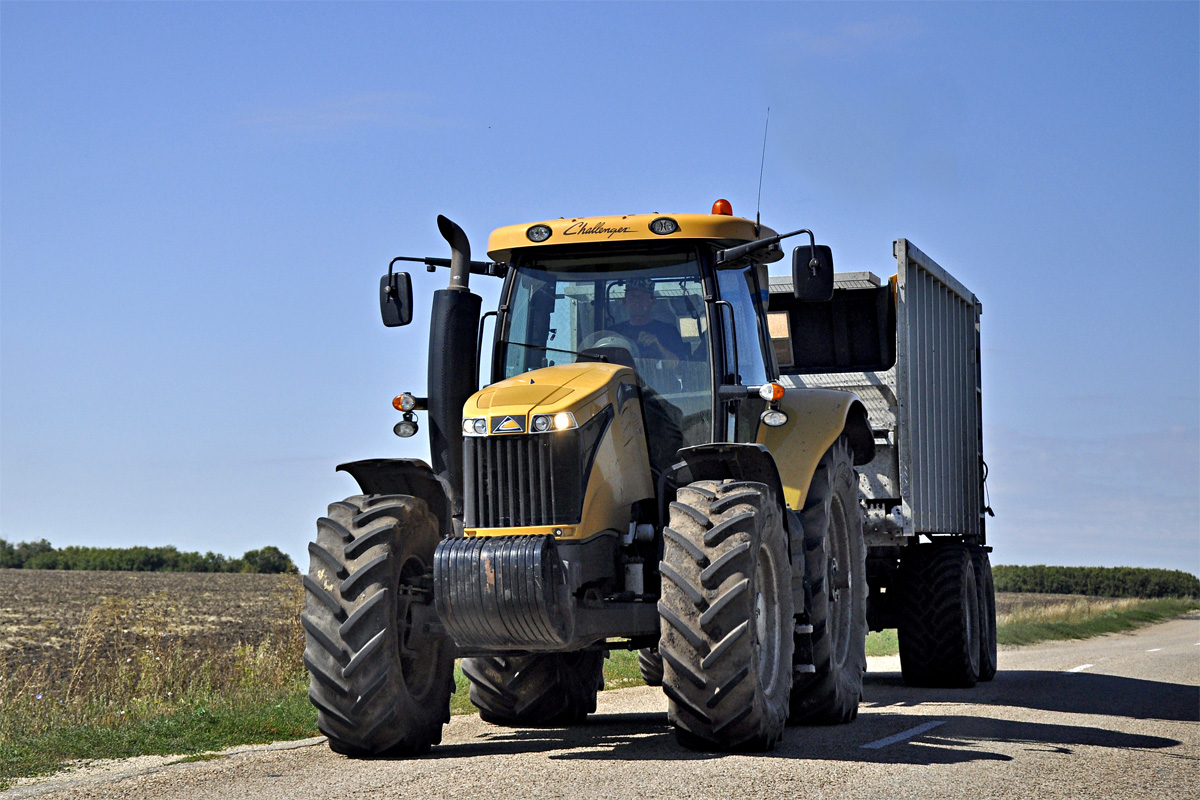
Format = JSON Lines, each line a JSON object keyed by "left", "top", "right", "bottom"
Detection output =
{"left": 714, "top": 262, "right": 773, "bottom": 443}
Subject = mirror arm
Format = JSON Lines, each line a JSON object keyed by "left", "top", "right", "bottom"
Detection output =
{"left": 716, "top": 228, "right": 816, "bottom": 265}
{"left": 389, "top": 255, "right": 508, "bottom": 278}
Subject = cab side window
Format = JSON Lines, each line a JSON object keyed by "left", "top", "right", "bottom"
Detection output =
{"left": 716, "top": 265, "right": 770, "bottom": 441}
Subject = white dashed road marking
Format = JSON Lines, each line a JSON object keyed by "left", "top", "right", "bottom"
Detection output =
{"left": 861, "top": 720, "right": 946, "bottom": 750}
{"left": 1063, "top": 664, "right": 1094, "bottom": 674}
{"left": 1147, "top": 648, "right": 1162, "bottom": 652}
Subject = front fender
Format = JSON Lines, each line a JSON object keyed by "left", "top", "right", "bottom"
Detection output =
{"left": 336, "top": 458, "right": 457, "bottom": 539}
{"left": 663, "top": 442, "right": 788, "bottom": 524}
{"left": 756, "top": 388, "right": 874, "bottom": 510}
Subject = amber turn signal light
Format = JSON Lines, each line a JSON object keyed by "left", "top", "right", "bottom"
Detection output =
{"left": 758, "top": 382, "right": 785, "bottom": 402}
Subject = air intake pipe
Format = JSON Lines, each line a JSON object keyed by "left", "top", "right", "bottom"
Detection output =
{"left": 427, "top": 215, "right": 481, "bottom": 529}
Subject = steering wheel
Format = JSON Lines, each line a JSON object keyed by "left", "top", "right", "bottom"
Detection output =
{"left": 580, "top": 330, "right": 642, "bottom": 361}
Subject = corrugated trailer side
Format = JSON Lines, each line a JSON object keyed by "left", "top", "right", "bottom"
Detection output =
{"left": 768, "top": 241, "right": 985, "bottom": 545}
{"left": 893, "top": 239, "right": 985, "bottom": 542}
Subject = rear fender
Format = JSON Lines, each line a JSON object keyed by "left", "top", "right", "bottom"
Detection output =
{"left": 336, "top": 458, "right": 457, "bottom": 539}
{"left": 756, "top": 388, "right": 874, "bottom": 511}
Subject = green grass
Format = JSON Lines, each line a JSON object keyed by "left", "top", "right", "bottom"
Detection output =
{"left": 0, "top": 690, "right": 316, "bottom": 789}
{"left": 995, "top": 596, "right": 1198, "bottom": 646}
{"left": 863, "top": 596, "right": 1198, "bottom": 657}
{"left": 5, "top": 594, "right": 1195, "bottom": 789}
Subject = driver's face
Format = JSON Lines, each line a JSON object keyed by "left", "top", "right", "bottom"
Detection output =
{"left": 625, "top": 288, "right": 654, "bottom": 315}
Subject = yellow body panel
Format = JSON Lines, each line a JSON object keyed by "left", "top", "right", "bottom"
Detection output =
{"left": 756, "top": 387, "right": 862, "bottom": 509}
{"left": 487, "top": 213, "right": 777, "bottom": 262}
{"left": 463, "top": 362, "right": 654, "bottom": 541}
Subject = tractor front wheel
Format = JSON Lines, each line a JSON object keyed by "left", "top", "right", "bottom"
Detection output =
{"left": 658, "top": 479, "right": 793, "bottom": 751}
{"left": 302, "top": 494, "right": 455, "bottom": 756}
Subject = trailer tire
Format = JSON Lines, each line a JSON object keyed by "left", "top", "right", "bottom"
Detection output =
{"left": 898, "top": 544, "right": 980, "bottom": 688}
{"left": 789, "top": 436, "right": 868, "bottom": 724}
{"left": 462, "top": 650, "right": 605, "bottom": 726}
{"left": 638, "top": 647, "right": 664, "bottom": 687}
{"left": 302, "top": 494, "right": 454, "bottom": 756}
{"left": 659, "top": 479, "right": 793, "bottom": 751}
{"left": 971, "top": 548, "right": 998, "bottom": 682}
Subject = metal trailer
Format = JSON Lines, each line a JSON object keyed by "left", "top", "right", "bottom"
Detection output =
{"left": 767, "top": 239, "right": 987, "bottom": 634}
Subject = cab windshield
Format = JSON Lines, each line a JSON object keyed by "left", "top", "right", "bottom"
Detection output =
{"left": 498, "top": 247, "right": 713, "bottom": 470}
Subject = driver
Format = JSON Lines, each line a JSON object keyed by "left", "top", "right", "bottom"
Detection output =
{"left": 611, "top": 279, "right": 688, "bottom": 362}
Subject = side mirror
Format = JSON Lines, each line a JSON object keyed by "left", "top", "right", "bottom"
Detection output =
{"left": 792, "top": 244, "right": 834, "bottom": 302}
{"left": 380, "top": 270, "right": 413, "bottom": 327}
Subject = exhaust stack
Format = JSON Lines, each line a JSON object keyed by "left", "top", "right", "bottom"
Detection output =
{"left": 427, "top": 215, "right": 481, "bottom": 529}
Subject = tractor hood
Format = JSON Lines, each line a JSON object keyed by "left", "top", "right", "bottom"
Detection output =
{"left": 463, "top": 362, "right": 637, "bottom": 431}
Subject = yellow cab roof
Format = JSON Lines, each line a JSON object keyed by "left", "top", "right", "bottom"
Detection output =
{"left": 486, "top": 211, "right": 777, "bottom": 262}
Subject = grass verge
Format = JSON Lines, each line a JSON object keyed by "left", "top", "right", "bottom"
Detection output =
{"left": 4, "top": 593, "right": 1194, "bottom": 789}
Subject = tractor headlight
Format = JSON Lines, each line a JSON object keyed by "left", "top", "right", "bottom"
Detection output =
{"left": 463, "top": 418, "right": 488, "bottom": 436}
{"left": 531, "top": 412, "right": 577, "bottom": 433}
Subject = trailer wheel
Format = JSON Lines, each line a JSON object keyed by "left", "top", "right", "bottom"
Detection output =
{"left": 658, "top": 480, "right": 793, "bottom": 751}
{"left": 971, "top": 548, "right": 998, "bottom": 681}
{"left": 302, "top": 494, "right": 454, "bottom": 756}
{"left": 789, "top": 436, "right": 868, "bottom": 724}
{"left": 637, "top": 647, "right": 664, "bottom": 687}
{"left": 462, "top": 650, "right": 605, "bottom": 726}
{"left": 898, "top": 544, "right": 980, "bottom": 688}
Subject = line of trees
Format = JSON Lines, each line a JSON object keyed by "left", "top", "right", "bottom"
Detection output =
{"left": 0, "top": 539, "right": 297, "bottom": 574}
{"left": 992, "top": 564, "right": 1200, "bottom": 599}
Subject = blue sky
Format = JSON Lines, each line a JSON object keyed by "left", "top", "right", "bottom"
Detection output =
{"left": 2, "top": 2, "right": 1197, "bottom": 575}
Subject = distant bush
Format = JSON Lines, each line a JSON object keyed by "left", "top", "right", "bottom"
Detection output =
{"left": 993, "top": 564, "right": 1200, "bottom": 599}
{"left": 0, "top": 539, "right": 297, "bottom": 574}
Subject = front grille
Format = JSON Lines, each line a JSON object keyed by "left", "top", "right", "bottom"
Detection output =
{"left": 463, "top": 406, "right": 612, "bottom": 528}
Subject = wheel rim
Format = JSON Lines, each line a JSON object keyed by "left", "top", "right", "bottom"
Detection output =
{"left": 828, "top": 493, "right": 852, "bottom": 668}
{"left": 755, "top": 542, "right": 782, "bottom": 695}
{"left": 396, "top": 553, "right": 440, "bottom": 699}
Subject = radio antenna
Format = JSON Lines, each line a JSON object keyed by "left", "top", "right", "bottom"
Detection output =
{"left": 756, "top": 107, "right": 770, "bottom": 236}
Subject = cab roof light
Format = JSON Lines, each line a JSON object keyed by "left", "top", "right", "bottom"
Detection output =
{"left": 712, "top": 198, "right": 733, "bottom": 216}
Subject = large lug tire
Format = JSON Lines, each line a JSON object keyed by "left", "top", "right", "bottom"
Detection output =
{"left": 897, "top": 544, "right": 981, "bottom": 688}
{"left": 302, "top": 494, "right": 455, "bottom": 756}
{"left": 637, "top": 647, "right": 664, "bottom": 687}
{"left": 971, "top": 548, "right": 998, "bottom": 682}
{"left": 789, "top": 436, "right": 868, "bottom": 724}
{"left": 658, "top": 479, "right": 794, "bottom": 751}
{"left": 462, "top": 650, "right": 606, "bottom": 726}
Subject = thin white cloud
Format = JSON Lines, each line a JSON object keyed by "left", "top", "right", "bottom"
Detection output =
{"left": 779, "top": 16, "right": 927, "bottom": 58}
{"left": 240, "top": 92, "right": 444, "bottom": 134}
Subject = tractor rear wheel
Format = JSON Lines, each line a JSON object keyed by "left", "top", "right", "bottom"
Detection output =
{"left": 658, "top": 479, "right": 793, "bottom": 751}
{"left": 462, "top": 651, "right": 605, "bottom": 726}
{"left": 898, "top": 544, "right": 980, "bottom": 688}
{"left": 789, "top": 436, "right": 868, "bottom": 724}
{"left": 637, "top": 647, "right": 664, "bottom": 687}
{"left": 302, "top": 494, "right": 455, "bottom": 756}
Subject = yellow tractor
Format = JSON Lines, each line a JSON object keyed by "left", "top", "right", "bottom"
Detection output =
{"left": 302, "top": 201, "right": 992, "bottom": 755}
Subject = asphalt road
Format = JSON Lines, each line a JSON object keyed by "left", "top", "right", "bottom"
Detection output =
{"left": 10, "top": 614, "right": 1199, "bottom": 800}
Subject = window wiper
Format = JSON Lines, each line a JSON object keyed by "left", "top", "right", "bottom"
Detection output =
{"left": 504, "top": 338, "right": 614, "bottom": 362}
{"left": 502, "top": 340, "right": 600, "bottom": 360}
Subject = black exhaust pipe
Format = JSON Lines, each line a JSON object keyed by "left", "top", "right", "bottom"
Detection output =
{"left": 427, "top": 215, "right": 481, "bottom": 531}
